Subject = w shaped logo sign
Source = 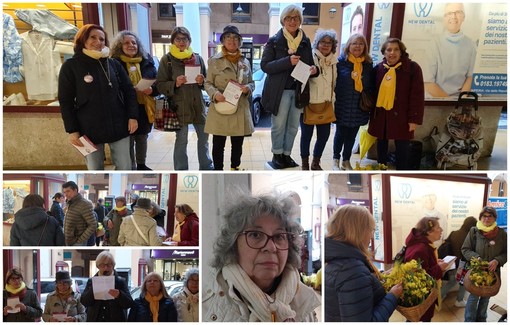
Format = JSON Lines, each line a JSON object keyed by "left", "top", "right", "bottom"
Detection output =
{"left": 414, "top": 3, "right": 433, "bottom": 17}
{"left": 183, "top": 175, "right": 198, "bottom": 188}
{"left": 378, "top": 3, "right": 391, "bottom": 10}
{"left": 398, "top": 183, "right": 412, "bottom": 199}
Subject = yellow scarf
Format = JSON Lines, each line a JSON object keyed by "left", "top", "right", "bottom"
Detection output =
{"left": 120, "top": 55, "right": 156, "bottom": 123}
{"left": 145, "top": 292, "right": 163, "bottom": 322}
{"left": 114, "top": 206, "right": 127, "bottom": 212}
{"left": 430, "top": 243, "right": 442, "bottom": 311}
{"left": 283, "top": 28, "right": 303, "bottom": 54}
{"left": 57, "top": 287, "right": 73, "bottom": 300}
{"left": 5, "top": 281, "right": 26, "bottom": 294}
{"left": 376, "top": 62, "right": 402, "bottom": 110}
{"left": 82, "top": 47, "right": 110, "bottom": 60}
{"left": 169, "top": 44, "right": 193, "bottom": 60}
{"left": 476, "top": 220, "right": 497, "bottom": 232}
{"left": 348, "top": 54, "right": 365, "bottom": 92}
{"left": 221, "top": 46, "right": 242, "bottom": 63}
{"left": 172, "top": 221, "right": 185, "bottom": 242}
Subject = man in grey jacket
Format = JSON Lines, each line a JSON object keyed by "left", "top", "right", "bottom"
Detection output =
{"left": 62, "top": 181, "right": 96, "bottom": 246}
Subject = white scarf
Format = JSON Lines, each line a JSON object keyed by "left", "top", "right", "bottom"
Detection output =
{"left": 222, "top": 263, "right": 299, "bottom": 322}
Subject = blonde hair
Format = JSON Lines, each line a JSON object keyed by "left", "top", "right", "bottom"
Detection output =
{"left": 342, "top": 33, "right": 372, "bottom": 63}
{"left": 141, "top": 272, "right": 169, "bottom": 298}
{"left": 327, "top": 204, "right": 375, "bottom": 257}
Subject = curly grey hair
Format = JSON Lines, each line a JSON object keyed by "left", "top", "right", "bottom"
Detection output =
{"left": 312, "top": 29, "right": 339, "bottom": 54}
{"left": 210, "top": 191, "right": 303, "bottom": 270}
{"left": 110, "top": 30, "right": 149, "bottom": 59}
{"left": 183, "top": 268, "right": 199, "bottom": 288}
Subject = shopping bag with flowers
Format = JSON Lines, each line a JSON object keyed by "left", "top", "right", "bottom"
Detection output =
{"left": 381, "top": 259, "right": 437, "bottom": 322}
{"left": 463, "top": 257, "right": 501, "bottom": 297}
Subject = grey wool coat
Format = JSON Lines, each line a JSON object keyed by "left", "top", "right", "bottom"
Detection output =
{"left": 204, "top": 52, "right": 255, "bottom": 137}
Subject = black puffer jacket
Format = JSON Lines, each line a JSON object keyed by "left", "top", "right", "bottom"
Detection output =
{"left": 59, "top": 53, "right": 138, "bottom": 144}
{"left": 325, "top": 238, "right": 398, "bottom": 322}
{"left": 128, "top": 293, "right": 178, "bottom": 322}
{"left": 81, "top": 271, "right": 134, "bottom": 322}
{"left": 115, "top": 55, "right": 159, "bottom": 135}
{"left": 10, "top": 207, "right": 64, "bottom": 246}
{"left": 261, "top": 28, "right": 315, "bottom": 115}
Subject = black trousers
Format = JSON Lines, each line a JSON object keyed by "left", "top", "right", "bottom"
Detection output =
{"left": 376, "top": 139, "right": 410, "bottom": 170}
{"left": 212, "top": 135, "right": 245, "bottom": 170}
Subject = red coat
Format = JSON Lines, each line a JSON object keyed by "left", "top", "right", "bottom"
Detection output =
{"left": 403, "top": 228, "right": 441, "bottom": 321}
{"left": 178, "top": 213, "right": 199, "bottom": 246}
{"left": 368, "top": 57, "right": 424, "bottom": 140}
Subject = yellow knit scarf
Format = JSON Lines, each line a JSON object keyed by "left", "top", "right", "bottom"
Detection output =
{"left": 172, "top": 221, "right": 185, "bottom": 242}
{"left": 5, "top": 281, "right": 26, "bottom": 294}
{"left": 430, "top": 243, "right": 442, "bottom": 311}
{"left": 348, "top": 54, "right": 365, "bottom": 92}
{"left": 169, "top": 44, "right": 193, "bottom": 60}
{"left": 476, "top": 220, "right": 497, "bottom": 232}
{"left": 283, "top": 28, "right": 303, "bottom": 54}
{"left": 376, "top": 62, "right": 402, "bottom": 110}
{"left": 145, "top": 292, "right": 163, "bottom": 322}
{"left": 120, "top": 54, "right": 156, "bottom": 123}
{"left": 221, "top": 46, "right": 242, "bottom": 64}
{"left": 114, "top": 206, "right": 127, "bottom": 212}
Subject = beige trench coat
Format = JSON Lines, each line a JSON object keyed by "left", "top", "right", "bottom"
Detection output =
{"left": 204, "top": 52, "right": 255, "bottom": 136}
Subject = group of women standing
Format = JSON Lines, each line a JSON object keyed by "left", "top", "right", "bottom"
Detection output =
{"left": 325, "top": 204, "right": 506, "bottom": 322}
{"left": 59, "top": 4, "right": 424, "bottom": 171}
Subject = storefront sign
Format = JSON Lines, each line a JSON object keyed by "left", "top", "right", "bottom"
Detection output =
{"left": 488, "top": 197, "right": 507, "bottom": 228}
{"left": 131, "top": 184, "right": 159, "bottom": 190}
{"left": 371, "top": 174, "right": 384, "bottom": 261}
{"left": 369, "top": 3, "right": 394, "bottom": 65}
{"left": 336, "top": 198, "right": 370, "bottom": 207}
{"left": 152, "top": 249, "right": 198, "bottom": 259}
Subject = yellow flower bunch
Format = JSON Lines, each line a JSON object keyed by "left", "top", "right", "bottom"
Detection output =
{"left": 354, "top": 162, "right": 389, "bottom": 170}
{"left": 468, "top": 257, "right": 497, "bottom": 287}
{"left": 381, "top": 260, "right": 435, "bottom": 307}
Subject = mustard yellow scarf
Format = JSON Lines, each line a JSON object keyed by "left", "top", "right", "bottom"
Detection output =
{"left": 477, "top": 221, "right": 497, "bottom": 232}
{"left": 376, "top": 62, "right": 402, "bottom": 110}
{"left": 120, "top": 55, "right": 156, "bottom": 123}
{"left": 145, "top": 292, "right": 163, "bottom": 322}
{"left": 348, "top": 54, "right": 365, "bottom": 92}
{"left": 170, "top": 44, "right": 193, "bottom": 60}
{"left": 283, "top": 28, "right": 303, "bottom": 54}
{"left": 5, "top": 281, "right": 26, "bottom": 294}
{"left": 172, "top": 221, "right": 185, "bottom": 242}
{"left": 114, "top": 206, "right": 127, "bottom": 212}
{"left": 221, "top": 46, "right": 242, "bottom": 64}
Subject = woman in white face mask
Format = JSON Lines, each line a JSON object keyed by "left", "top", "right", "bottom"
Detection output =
{"left": 59, "top": 24, "right": 139, "bottom": 170}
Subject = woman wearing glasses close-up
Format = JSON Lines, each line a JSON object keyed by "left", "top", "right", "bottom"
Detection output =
{"left": 202, "top": 191, "right": 320, "bottom": 322}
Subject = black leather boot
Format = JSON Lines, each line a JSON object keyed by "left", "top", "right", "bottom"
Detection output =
{"left": 283, "top": 155, "right": 299, "bottom": 168}
{"left": 272, "top": 154, "right": 286, "bottom": 169}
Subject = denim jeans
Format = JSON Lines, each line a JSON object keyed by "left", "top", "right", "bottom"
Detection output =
{"left": 85, "top": 136, "right": 131, "bottom": 170}
{"left": 271, "top": 90, "right": 302, "bottom": 155}
{"left": 130, "top": 133, "right": 149, "bottom": 167}
{"left": 212, "top": 135, "right": 245, "bottom": 170}
{"left": 333, "top": 124, "right": 360, "bottom": 160}
{"left": 441, "top": 269, "right": 466, "bottom": 301}
{"left": 299, "top": 115, "right": 331, "bottom": 158}
{"left": 465, "top": 293, "right": 490, "bottom": 322}
{"left": 174, "top": 123, "right": 213, "bottom": 170}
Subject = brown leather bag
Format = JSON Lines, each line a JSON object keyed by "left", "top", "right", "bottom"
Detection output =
{"left": 359, "top": 90, "right": 375, "bottom": 112}
{"left": 303, "top": 101, "right": 336, "bottom": 125}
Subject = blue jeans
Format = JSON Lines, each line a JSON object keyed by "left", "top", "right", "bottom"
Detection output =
{"left": 174, "top": 123, "right": 213, "bottom": 170}
{"left": 271, "top": 90, "right": 302, "bottom": 155}
{"left": 441, "top": 269, "right": 466, "bottom": 301}
{"left": 333, "top": 124, "right": 360, "bottom": 160}
{"left": 299, "top": 114, "right": 330, "bottom": 158}
{"left": 465, "top": 293, "right": 490, "bottom": 322}
{"left": 85, "top": 136, "right": 131, "bottom": 170}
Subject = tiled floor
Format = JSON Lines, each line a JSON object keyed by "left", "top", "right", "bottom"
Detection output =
{"left": 389, "top": 265, "right": 507, "bottom": 322}
{"left": 144, "top": 125, "right": 507, "bottom": 171}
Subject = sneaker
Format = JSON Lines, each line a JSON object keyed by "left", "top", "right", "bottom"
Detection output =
{"left": 455, "top": 300, "right": 467, "bottom": 308}
{"left": 332, "top": 159, "right": 340, "bottom": 171}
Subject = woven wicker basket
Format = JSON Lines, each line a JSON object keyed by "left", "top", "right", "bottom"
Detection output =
{"left": 396, "top": 287, "right": 438, "bottom": 322}
{"left": 464, "top": 269, "right": 501, "bottom": 297}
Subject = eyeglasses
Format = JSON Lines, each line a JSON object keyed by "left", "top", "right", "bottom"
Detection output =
{"left": 284, "top": 16, "right": 300, "bottom": 23}
{"left": 56, "top": 281, "right": 71, "bottom": 286}
{"left": 350, "top": 42, "right": 365, "bottom": 47}
{"left": 240, "top": 230, "right": 294, "bottom": 250}
{"left": 98, "top": 263, "right": 113, "bottom": 268}
{"left": 174, "top": 36, "right": 189, "bottom": 43}
{"left": 319, "top": 41, "right": 333, "bottom": 46}
{"left": 9, "top": 277, "right": 21, "bottom": 281}
{"left": 444, "top": 10, "right": 464, "bottom": 17}
{"left": 224, "top": 33, "right": 240, "bottom": 41}
{"left": 481, "top": 214, "right": 495, "bottom": 219}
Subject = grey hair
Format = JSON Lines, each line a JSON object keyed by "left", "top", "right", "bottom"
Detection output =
{"left": 312, "top": 29, "right": 339, "bottom": 54}
{"left": 110, "top": 30, "right": 149, "bottom": 59}
{"left": 210, "top": 190, "right": 303, "bottom": 270}
{"left": 280, "top": 4, "right": 303, "bottom": 26}
{"left": 183, "top": 268, "right": 199, "bottom": 288}
{"left": 96, "top": 251, "right": 115, "bottom": 268}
